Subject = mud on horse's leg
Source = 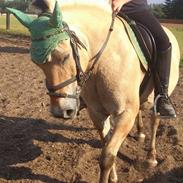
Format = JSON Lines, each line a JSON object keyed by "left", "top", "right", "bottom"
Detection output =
{"left": 99, "top": 109, "right": 137, "bottom": 183}
{"left": 147, "top": 114, "right": 160, "bottom": 167}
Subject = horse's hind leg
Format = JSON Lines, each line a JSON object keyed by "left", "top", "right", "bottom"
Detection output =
{"left": 99, "top": 108, "right": 138, "bottom": 183}
{"left": 136, "top": 110, "right": 146, "bottom": 143}
{"left": 147, "top": 114, "right": 160, "bottom": 167}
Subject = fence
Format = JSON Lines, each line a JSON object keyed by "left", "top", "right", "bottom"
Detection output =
{"left": 159, "top": 19, "right": 183, "bottom": 24}
{"left": 2, "top": 12, "right": 37, "bottom": 31}
{"left": 5, "top": 12, "right": 10, "bottom": 30}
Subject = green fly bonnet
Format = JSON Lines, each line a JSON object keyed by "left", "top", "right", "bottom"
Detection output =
{"left": 6, "top": 1, "right": 69, "bottom": 64}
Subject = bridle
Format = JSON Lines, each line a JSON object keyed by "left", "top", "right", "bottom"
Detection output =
{"left": 45, "top": 13, "right": 116, "bottom": 100}
{"left": 45, "top": 22, "right": 87, "bottom": 100}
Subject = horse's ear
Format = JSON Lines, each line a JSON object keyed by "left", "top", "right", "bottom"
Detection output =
{"left": 49, "top": 1, "right": 63, "bottom": 28}
{"left": 6, "top": 8, "right": 34, "bottom": 28}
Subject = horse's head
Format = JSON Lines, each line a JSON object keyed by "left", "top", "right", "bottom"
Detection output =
{"left": 7, "top": 1, "right": 88, "bottom": 119}
{"left": 37, "top": 40, "right": 80, "bottom": 119}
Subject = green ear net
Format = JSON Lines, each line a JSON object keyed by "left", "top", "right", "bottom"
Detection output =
{"left": 6, "top": 8, "right": 34, "bottom": 28}
{"left": 49, "top": 1, "right": 63, "bottom": 28}
{"left": 6, "top": 1, "right": 62, "bottom": 29}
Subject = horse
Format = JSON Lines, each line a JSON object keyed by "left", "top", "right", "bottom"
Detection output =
{"left": 7, "top": 0, "right": 180, "bottom": 182}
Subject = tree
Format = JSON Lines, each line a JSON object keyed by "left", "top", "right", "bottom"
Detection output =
{"left": 0, "top": 0, "right": 6, "bottom": 13}
{"left": 150, "top": 4, "right": 165, "bottom": 18}
{"left": 163, "top": 0, "right": 173, "bottom": 18}
{"left": 0, "top": 0, "right": 32, "bottom": 12}
{"left": 163, "top": 0, "right": 183, "bottom": 19}
{"left": 171, "top": 0, "right": 183, "bottom": 19}
{"left": 7, "top": 0, "right": 30, "bottom": 11}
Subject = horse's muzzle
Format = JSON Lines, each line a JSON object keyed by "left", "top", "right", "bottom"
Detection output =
{"left": 50, "top": 105, "right": 78, "bottom": 119}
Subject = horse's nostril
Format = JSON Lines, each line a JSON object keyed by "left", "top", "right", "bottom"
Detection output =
{"left": 50, "top": 106, "right": 77, "bottom": 119}
{"left": 66, "top": 109, "right": 75, "bottom": 117}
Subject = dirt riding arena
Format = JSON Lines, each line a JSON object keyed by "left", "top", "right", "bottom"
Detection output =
{"left": 0, "top": 36, "right": 183, "bottom": 183}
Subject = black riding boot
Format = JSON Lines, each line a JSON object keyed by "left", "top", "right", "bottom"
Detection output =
{"left": 154, "top": 44, "right": 176, "bottom": 119}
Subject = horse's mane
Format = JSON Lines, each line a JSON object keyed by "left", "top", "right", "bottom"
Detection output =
{"left": 33, "top": 0, "right": 111, "bottom": 13}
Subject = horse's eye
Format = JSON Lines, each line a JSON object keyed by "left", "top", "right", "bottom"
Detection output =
{"left": 62, "top": 54, "right": 70, "bottom": 64}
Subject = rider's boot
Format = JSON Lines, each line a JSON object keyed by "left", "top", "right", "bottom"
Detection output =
{"left": 154, "top": 44, "right": 176, "bottom": 119}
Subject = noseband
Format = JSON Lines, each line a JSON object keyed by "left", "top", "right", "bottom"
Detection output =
{"left": 46, "top": 77, "right": 78, "bottom": 99}
{"left": 45, "top": 13, "right": 116, "bottom": 100}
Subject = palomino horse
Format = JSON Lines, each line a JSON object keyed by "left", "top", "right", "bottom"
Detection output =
{"left": 8, "top": 0, "right": 180, "bottom": 182}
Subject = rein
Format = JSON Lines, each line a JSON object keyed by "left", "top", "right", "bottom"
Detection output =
{"left": 79, "top": 12, "right": 117, "bottom": 86}
{"left": 46, "top": 13, "right": 116, "bottom": 99}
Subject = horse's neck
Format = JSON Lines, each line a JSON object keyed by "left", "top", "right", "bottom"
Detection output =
{"left": 62, "top": 5, "right": 142, "bottom": 76}
{"left": 63, "top": 5, "right": 113, "bottom": 54}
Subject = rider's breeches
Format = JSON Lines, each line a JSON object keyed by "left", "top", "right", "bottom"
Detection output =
{"left": 121, "top": 10, "right": 170, "bottom": 51}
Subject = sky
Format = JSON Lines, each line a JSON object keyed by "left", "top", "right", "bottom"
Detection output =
{"left": 6, "top": 0, "right": 166, "bottom": 5}
{"left": 58, "top": 0, "right": 165, "bottom": 4}
{"left": 58, "top": 0, "right": 166, "bottom": 4}
{"left": 148, "top": 0, "right": 165, "bottom": 4}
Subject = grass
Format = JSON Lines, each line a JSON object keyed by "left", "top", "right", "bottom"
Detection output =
{"left": 0, "top": 14, "right": 30, "bottom": 37}
{"left": 0, "top": 14, "right": 183, "bottom": 64}
{"left": 168, "top": 27, "right": 183, "bottom": 66}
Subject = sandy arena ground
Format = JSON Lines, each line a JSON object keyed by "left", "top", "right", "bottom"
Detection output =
{"left": 0, "top": 37, "right": 183, "bottom": 183}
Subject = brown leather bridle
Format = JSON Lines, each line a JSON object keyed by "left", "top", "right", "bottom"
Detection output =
{"left": 45, "top": 13, "right": 116, "bottom": 100}
{"left": 46, "top": 22, "right": 87, "bottom": 100}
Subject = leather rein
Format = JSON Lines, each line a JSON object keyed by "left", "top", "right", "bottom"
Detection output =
{"left": 46, "top": 13, "right": 116, "bottom": 100}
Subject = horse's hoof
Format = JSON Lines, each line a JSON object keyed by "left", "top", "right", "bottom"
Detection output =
{"left": 109, "top": 172, "right": 118, "bottom": 183}
{"left": 146, "top": 159, "right": 158, "bottom": 168}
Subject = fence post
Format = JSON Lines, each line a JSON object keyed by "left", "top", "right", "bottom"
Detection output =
{"left": 6, "top": 12, "right": 10, "bottom": 30}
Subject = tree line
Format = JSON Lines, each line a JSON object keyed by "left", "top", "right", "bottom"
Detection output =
{"left": 150, "top": 0, "right": 183, "bottom": 19}
{"left": 0, "top": 0, "right": 35, "bottom": 13}
{"left": 0, "top": 0, "right": 183, "bottom": 19}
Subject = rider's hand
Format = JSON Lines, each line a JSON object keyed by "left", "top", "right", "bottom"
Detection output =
{"left": 111, "top": 0, "right": 131, "bottom": 13}
{"left": 111, "top": 0, "right": 123, "bottom": 13}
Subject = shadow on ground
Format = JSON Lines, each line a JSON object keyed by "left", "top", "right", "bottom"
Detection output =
{"left": 0, "top": 46, "right": 29, "bottom": 54}
{"left": 0, "top": 115, "right": 100, "bottom": 183}
{"left": 142, "top": 166, "right": 183, "bottom": 183}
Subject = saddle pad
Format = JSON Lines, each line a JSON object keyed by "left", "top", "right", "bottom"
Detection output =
{"left": 117, "top": 16, "right": 148, "bottom": 71}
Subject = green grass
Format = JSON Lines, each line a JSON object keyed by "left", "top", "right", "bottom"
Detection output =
{"left": 169, "top": 27, "right": 183, "bottom": 66}
{"left": 0, "top": 15, "right": 183, "bottom": 64}
{"left": 0, "top": 15, "right": 30, "bottom": 36}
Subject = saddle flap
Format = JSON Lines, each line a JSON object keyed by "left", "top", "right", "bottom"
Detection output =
{"left": 117, "top": 15, "right": 157, "bottom": 71}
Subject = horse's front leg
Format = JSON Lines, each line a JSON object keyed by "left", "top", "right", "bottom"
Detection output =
{"left": 87, "top": 108, "right": 118, "bottom": 183}
{"left": 147, "top": 114, "right": 160, "bottom": 167}
{"left": 100, "top": 107, "right": 138, "bottom": 183}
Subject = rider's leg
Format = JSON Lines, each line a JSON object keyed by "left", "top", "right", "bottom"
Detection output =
{"left": 118, "top": 10, "right": 176, "bottom": 118}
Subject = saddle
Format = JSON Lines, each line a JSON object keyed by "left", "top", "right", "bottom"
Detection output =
{"left": 117, "top": 13, "right": 157, "bottom": 96}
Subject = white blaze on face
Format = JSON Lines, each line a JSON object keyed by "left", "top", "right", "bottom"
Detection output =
{"left": 43, "top": 0, "right": 57, "bottom": 12}
{"left": 31, "top": 0, "right": 57, "bottom": 13}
